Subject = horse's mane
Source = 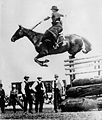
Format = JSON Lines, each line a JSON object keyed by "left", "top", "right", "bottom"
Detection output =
{"left": 33, "top": 31, "right": 44, "bottom": 43}
{"left": 28, "top": 29, "right": 43, "bottom": 36}
{"left": 34, "top": 31, "right": 44, "bottom": 36}
{"left": 26, "top": 28, "right": 44, "bottom": 44}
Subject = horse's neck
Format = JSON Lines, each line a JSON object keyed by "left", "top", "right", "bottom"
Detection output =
{"left": 24, "top": 29, "right": 42, "bottom": 45}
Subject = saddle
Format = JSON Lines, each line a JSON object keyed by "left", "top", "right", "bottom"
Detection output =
{"left": 42, "top": 34, "right": 64, "bottom": 49}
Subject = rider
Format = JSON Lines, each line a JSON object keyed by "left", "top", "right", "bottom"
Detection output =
{"left": 42, "top": 6, "right": 64, "bottom": 49}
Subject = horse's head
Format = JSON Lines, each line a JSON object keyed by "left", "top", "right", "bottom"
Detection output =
{"left": 11, "top": 25, "right": 25, "bottom": 42}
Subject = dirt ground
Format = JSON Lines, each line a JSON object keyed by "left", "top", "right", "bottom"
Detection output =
{"left": 0, "top": 105, "right": 102, "bottom": 120}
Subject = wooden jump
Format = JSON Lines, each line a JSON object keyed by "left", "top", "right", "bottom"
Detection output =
{"left": 64, "top": 55, "right": 102, "bottom": 86}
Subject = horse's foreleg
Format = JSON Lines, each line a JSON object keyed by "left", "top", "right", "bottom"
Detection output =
{"left": 44, "top": 59, "right": 49, "bottom": 63}
{"left": 34, "top": 53, "right": 49, "bottom": 67}
{"left": 34, "top": 57, "right": 44, "bottom": 66}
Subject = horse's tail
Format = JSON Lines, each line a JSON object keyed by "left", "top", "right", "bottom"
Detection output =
{"left": 82, "top": 37, "right": 92, "bottom": 54}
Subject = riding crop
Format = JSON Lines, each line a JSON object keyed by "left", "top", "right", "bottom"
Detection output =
{"left": 31, "top": 20, "right": 44, "bottom": 30}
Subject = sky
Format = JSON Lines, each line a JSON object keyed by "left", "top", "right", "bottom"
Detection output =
{"left": 1, "top": 0, "right": 102, "bottom": 94}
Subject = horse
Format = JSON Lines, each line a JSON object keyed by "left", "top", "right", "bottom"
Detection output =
{"left": 11, "top": 25, "right": 91, "bottom": 67}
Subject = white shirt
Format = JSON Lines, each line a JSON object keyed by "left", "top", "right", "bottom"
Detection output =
{"left": 52, "top": 79, "right": 64, "bottom": 90}
{"left": 21, "top": 81, "right": 25, "bottom": 94}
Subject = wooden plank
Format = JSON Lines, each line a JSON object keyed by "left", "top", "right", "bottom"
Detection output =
{"left": 65, "top": 64, "right": 92, "bottom": 70}
{"left": 64, "top": 55, "right": 102, "bottom": 62}
{"left": 64, "top": 58, "right": 102, "bottom": 66}
{"left": 65, "top": 62, "right": 101, "bottom": 70}
{"left": 65, "top": 69, "right": 102, "bottom": 75}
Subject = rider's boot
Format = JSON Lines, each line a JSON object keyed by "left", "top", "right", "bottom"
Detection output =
{"left": 52, "top": 34, "right": 59, "bottom": 49}
{"left": 53, "top": 42, "right": 59, "bottom": 49}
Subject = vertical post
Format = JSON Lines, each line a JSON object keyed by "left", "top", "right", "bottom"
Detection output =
{"left": 98, "top": 60, "right": 100, "bottom": 76}
{"left": 72, "top": 56, "right": 75, "bottom": 80}
{"left": 53, "top": 78, "right": 57, "bottom": 112}
{"left": 69, "top": 55, "right": 75, "bottom": 87}
{"left": 94, "top": 60, "right": 101, "bottom": 76}
{"left": 69, "top": 56, "right": 72, "bottom": 87}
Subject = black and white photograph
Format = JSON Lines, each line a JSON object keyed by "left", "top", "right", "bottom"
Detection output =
{"left": 1, "top": 0, "right": 102, "bottom": 119}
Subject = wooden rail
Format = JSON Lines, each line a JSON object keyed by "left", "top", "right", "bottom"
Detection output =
{"left": 65, "top": 69, "right": 102, "bottom": 75}
{"left": 64, "top": 58, "right": 102, "bottom": 66}
{"left": 65, "top": 64, "right": 92, "bottom": 70}
{"left": 64, "top": 55, "right": 102, "bottom": 62}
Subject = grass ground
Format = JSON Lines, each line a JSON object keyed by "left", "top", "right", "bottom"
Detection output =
{"left": 0, "top": 104, "right": 102, "bottom": 120}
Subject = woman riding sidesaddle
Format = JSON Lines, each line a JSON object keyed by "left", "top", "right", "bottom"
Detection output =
{"left": 42, "top": 6, "right": 65, "bottom": 49}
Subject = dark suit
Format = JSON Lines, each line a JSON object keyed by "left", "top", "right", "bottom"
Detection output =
{"left": 35, "top": 82, "right": 45, "bottom": 112}
{"left": 10, "top": 89, "right": 18, "bottom": 113}
{"left": 24, "top": 82, "right": 33, "bottom": 113}
{"left": 0, "top": 88, "right": 5, "bottom": 113}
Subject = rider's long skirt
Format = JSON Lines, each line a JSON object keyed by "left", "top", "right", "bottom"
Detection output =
{"left": 41, "top": 22, "right": 63, "bottom": 48}
{"left": 48, "top": 23, "right": 63, "bottom": 39}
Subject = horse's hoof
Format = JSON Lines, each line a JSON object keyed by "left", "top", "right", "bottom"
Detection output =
{"left": 43, "top": 64, "right": 48, "bottom": 67}
{"left": 37, "top": 62, "right": 44, "bottom": 67}
{"left": 45, "top": 59, "right": 49, "bottom": 63}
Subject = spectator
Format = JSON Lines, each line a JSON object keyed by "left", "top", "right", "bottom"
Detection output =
{"left": 9, "top": 84, "right": 18, "bottom": 113}
{"left": 32, "top": 77, "right": 46, "bottom": 113}
{"left": 22, "top": 76, "right": 33, "bottom": 114}
{"left": 0, "top": 82, "right": 5, "bottom": 113}
{"left": 53, "top": 74, "right": 64, "bottom": 112}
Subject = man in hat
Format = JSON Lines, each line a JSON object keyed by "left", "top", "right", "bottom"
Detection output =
{"left": 32, "top": 77, "right": 46, "bottom": 113}
{"left": 41, "top": 6, "right": 65, "bottom": 49}
{"left": 0, "top": 83, "right": 5, "bottom": 113}
{"left": 53, "top": 74, "right": 64, "bottom": 112}
{"left": 9, "top": 84, "right": 18, "bottom": 113}
{"left": 22, "top": 76, "right": 33, "bottom": 114}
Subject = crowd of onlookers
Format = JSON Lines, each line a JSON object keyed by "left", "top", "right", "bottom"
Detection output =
{"left": 0, "top": 74, "right": 65, "bottom": 114}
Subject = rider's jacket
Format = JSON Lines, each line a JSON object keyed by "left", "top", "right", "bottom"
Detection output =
{"left": 51, "top": 12, "right": 63, "bottom": 26}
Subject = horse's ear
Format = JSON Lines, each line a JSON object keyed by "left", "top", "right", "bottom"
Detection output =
{"left": 18, "top": 25, "right": 22, "bottom": 28}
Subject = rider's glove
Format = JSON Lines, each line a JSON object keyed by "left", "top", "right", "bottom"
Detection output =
{"left": 44, "top": 16, "right": 50, "bottom": 21}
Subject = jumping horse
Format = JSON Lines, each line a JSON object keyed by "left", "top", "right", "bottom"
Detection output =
{"left": 11, "top": 25, "right": 91, "bottom": 67}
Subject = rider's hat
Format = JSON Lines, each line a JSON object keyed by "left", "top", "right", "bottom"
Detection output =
{"left": 54, "top": 74, "right": 59, "bottom": 78}
{"left": 24, "top": 76, "right": 29, "bottom": 80}
{"left": 51, "top": 6, "right": 59, "bottom": 11}
{"left": 37, "top": 77, "right": 42, "bottom": 80}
